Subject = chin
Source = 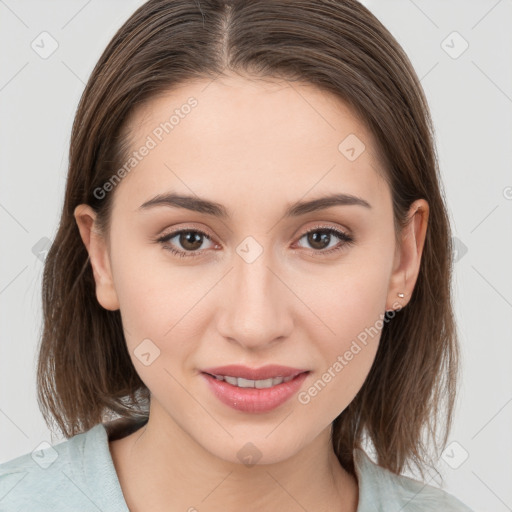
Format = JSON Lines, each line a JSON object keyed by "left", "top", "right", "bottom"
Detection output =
{"left": 195, "top": 428, "right": 313, "bottom": 467}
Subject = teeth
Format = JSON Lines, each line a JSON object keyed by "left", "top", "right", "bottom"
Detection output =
{"left": 224, "top": 375, "right": 238, "bottom": 386}
{"left": 212, "top": 374, "right": 296, "bottom": 388}
{"left": 256, "top": 378, "right": 275, "bottom": 388}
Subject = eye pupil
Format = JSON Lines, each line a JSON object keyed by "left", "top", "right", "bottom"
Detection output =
{"left": 180, "top": 231, "right": 203, "bottom": 250}
{"left": 308, "top": 231, "right": 331, "bottom": 250}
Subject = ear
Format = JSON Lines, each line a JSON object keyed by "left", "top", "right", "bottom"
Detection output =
{"left": 74, "top": 204, "right": 120, "bottom": 311}
{"left": 386, "top": 199, "right": 429, "bottom": 311}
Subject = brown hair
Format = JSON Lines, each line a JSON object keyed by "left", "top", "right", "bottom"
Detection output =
{"left": 37, "top": 0, "right": 459, "bottom": 479}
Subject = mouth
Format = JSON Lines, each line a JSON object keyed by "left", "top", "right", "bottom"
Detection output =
{"left": 201, "top": 364, "right": 309, "bottom": 381}
{"left": 200, "top": 365, "right": 310, "bottom": 413}
{"left": 203, "top": 373, "right": 299, "bottom": 389}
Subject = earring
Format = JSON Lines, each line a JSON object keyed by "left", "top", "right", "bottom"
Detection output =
{"left": 385, "top": 292, "right": 405, "bottom": 314}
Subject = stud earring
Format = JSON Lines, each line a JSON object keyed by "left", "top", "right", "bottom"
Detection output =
{"left": 397, "top": 292, "right": 405, "bottom": 298}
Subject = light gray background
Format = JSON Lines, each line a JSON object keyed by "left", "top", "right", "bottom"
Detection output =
{"left": 1, "top": 1, "right": 511, "bottom": 510}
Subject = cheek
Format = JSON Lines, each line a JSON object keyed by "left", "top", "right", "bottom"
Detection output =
{"left": 110, "top": 230, "right": 191, "bottom": 332}
{"left": 299, "top": 298, "right": 384, "bottom": 425}
{"left": 107, "top": 233, "right": 181, "bottom": 359}
{"left": 111, "top": 253, "right": 164, "bottom": 334}
{"left": 301, "top": 249, "right": 391, "bottom": 344}
{"left": 296, "top": 255, "right": 391, "bottom": 415}
{"left": 109, "top": 235, "right": 216, "bottom": 380}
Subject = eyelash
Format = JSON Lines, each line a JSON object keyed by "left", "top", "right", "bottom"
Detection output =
{"left": 155, "top": 224, "right": 355, "bottom": 259}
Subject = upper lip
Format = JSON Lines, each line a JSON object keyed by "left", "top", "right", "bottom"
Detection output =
{"left": 201, "top": 364, "right": 309, "bottom": 380}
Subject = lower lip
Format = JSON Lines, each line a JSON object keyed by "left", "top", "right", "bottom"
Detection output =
{"left": 201, "top": 372, "right": 309, "bottom": 413}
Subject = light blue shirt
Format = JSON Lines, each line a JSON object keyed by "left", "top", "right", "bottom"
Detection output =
{"left": 0, "top": 421, "right": 473, "bottom": 511}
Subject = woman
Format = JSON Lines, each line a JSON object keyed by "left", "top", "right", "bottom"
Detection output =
{"left": 0, "top": 0, "right": 473, "bottom": 510}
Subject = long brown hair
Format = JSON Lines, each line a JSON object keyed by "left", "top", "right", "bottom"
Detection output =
{"left": 37, "top": 0, "right": 459, "bottom": 479}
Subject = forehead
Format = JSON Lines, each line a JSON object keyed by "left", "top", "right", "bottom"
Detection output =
{"left": 114, "top": 75, "right": 390, "bottom": 215}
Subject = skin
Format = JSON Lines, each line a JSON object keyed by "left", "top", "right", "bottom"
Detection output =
{"left": 74, "top": 73, "right": 428, "bottom": 512}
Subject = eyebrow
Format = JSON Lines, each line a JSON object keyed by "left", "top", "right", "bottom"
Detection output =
{"left": 138, "top": 192, "right": 371, "bottom": 218}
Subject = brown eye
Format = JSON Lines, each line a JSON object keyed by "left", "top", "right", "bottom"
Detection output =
{"left": 306, "top": 230, "right": 332, "bottom": 250}
{"left": 296, "top": 227, "right": 354, "bottom": 254}
{"left": 178, "top": 231, "right": 204, "bottom": 251}
{"left": 157, "top": 229, "right": 215, "bottom": 258}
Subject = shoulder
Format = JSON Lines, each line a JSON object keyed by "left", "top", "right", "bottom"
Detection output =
{"left": 353, "top": 448, "right": 474, "bottom": 512}
{"left": 0, "top": 423, "right": 127, "bottom": 511}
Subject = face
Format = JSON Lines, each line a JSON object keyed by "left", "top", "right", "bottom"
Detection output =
{"left": 76, "top": 74, "right": 427, "bottom": 465}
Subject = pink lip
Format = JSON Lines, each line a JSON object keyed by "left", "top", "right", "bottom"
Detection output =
{"left": 200, "top": 365, "right": 310, "bottom": 413}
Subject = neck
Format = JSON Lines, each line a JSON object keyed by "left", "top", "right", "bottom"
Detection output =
{"left": 109, "top": 407, "right": 359, "bottom": 512}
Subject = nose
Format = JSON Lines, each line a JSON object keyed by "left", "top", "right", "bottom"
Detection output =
{"left": 216, "top": 249, "right": 294, "bottom": 351}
